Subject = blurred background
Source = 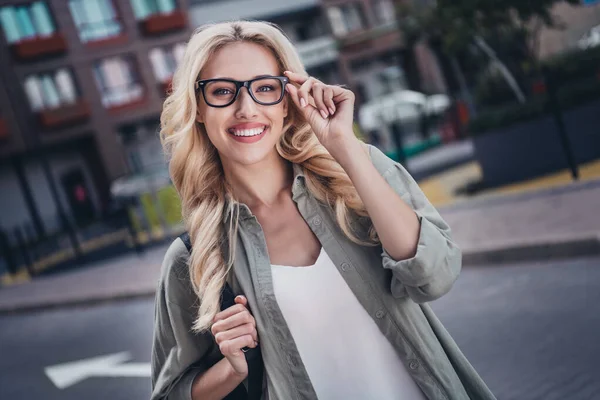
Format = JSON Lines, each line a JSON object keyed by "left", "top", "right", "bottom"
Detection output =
{"left": 0, "top": 1, "right": 599, "bottom": 399}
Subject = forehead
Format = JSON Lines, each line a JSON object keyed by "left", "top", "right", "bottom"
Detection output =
{"left": 201, "top": 42, "right": 280, "bottom": 80}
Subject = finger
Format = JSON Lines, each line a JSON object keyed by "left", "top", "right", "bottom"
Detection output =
{"left": 286, "top": 84, "right": 314, "bottom": 112}
{"left": 285, "top": 83, "right": 302, "bottom": 109}
{"left": 298, "top": 78, "right": 316, "bottom": 109}
{"left": 214, "top": 323, "right": 257, "bottom": 345}
{"left": 219, "top": 334, "right": 256, "bottom": 357}
{"left": 212, "top": 310, "right": 255, "bottom": 334}
{"left": 234, "top": 295, "right": 247, "bottom": 307}
{"left": 311, "top": 83, "right": 329, "bottom": 119}
{"left": 324, "top": 86, "right": 336, "bottom": 115}
{"left": 284, "top": 70, "right": 309, "bottom": 85}
{"left": 286, "top": 84, "right": 318, "bottom": 120}
{"left": 213, "top": 303, "right": 247, "bottom": 323}
{"left": 330, "top": 85, "right": 354, "bottom": 103}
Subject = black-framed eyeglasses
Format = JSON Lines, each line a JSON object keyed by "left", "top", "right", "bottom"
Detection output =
{"left": 195, "top": 76, "right": 289, "bottom": 108}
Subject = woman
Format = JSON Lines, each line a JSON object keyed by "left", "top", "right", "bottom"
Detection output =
{"left": 151, "top": 20, "right": 495, "bottom": 400}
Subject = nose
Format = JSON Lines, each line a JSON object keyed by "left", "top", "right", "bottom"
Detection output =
{"left": 234, "top": 86, "right": 258, "bottom": 119}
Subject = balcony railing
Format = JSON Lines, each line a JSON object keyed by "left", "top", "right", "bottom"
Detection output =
{"left": 338, "top": 21, "right": 399, "bottom": 48}
{"left": 10, "top": 33, "right": 68, "bottom": 61}
{"left": 0, "top": 118, "right": 8, "bottom": 139}
{"left": 140, "top": 10, "right": 187, "bottom": 36}
{"left": 38, "top": 100, "right": 91, "bottom": 129}
{"left": 86, "top": 33, "right": 129, "bottom": 48}
{"left": 107, "top": 96, "right": 147, "bottom": 114}
{"left": 296, "top": 36, "right": 339, "bottom": 70}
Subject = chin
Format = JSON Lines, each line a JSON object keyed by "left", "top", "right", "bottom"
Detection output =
{"left": 227, "top": 143, "right": 277, "bottom": 166}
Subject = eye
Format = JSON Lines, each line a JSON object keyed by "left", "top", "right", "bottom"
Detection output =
{"left": 212, "top": 87, "right": 234, "bottom": 96}
{"left": 256, "top": 85, "right": 275, "bottom": 92}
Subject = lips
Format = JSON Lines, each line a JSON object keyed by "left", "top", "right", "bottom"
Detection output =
{"left": 228, "top": 126, "right": 266, "bottom": 137}
{"left": 227, "top": 125, "right": 269, "bottom": 144}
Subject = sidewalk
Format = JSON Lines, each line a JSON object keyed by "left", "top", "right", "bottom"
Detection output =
{"left": 0, "top": 179, "right": 598, "bottom": 314}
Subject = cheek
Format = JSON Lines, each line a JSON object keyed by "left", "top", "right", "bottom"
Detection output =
{"left": 203, "top": 110, "right": 230, "bottom": 134}
{"left": 269, "top": 106, "right": 287, "bottom": 128}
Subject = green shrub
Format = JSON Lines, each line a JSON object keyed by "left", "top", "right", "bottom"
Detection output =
{"left": 467, "top": 78, "right": 600, "bottom": 135}
{"left": 467, "top": 100, "right": 547, "bottom": 135}
{"left": 157, "top": 185, "right": 183, "bottom": 226}
{"left": 473, "top": 47, "right": 600, "bottom": 109}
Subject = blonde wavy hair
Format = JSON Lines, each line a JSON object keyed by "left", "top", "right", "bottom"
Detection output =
{"left": 160, "top": 20, "right": 378, "bottom": 333}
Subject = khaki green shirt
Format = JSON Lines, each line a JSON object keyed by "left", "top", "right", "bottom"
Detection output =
{"left": 151, "top": 144, "right": 496, "bottom": 400}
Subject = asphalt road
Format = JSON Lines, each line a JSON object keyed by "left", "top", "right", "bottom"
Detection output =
{"left": 1, "top": 256, "right": 599, "bottom": 400}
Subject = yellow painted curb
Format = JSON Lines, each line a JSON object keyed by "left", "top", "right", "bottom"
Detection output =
{"left": 421, "top": 159, "right": 600, "bottom": 208}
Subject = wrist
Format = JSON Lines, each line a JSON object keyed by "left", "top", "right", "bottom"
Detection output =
{"left": 331, "top": 137, "right": 366, "bottom": 169}
{"left": 226, "top": 358, "right": 248, "bottom": 381}
{"left": 328, "top": 135, "right": 362, "bottom": 166}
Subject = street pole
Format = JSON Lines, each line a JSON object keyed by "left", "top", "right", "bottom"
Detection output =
{"left": 542, "top": 66, "right": 579, "bottom": 181}
{"left": 38, "top": 150, "right": 83, "bottom": 258}
{"left": 390, "top": 121, "right": 407, "bottom": 164}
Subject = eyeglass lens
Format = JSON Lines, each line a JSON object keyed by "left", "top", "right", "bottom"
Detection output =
{"left": 203, "top": 78, "right": 283, "bottom": 106}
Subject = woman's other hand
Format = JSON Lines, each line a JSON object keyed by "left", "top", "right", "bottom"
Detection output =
{"left": 211, "top": 296, "right": 259, "bottom": 377}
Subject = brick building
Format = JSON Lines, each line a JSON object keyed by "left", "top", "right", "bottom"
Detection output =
{"left": 0, "top": 0, "right": 193, "bottom": 240}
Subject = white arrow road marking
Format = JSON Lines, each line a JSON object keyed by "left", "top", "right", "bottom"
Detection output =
{"left": 44, "top": 351, "right": 151, "bottom": 389}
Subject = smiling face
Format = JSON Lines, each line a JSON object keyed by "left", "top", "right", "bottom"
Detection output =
{"left": 196, "top": 41, "right": 288, "bottom": 167}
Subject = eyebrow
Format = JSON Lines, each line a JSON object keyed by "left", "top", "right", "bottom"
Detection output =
{"left": 207, "top": 74, "right": 277, "bottom": 80}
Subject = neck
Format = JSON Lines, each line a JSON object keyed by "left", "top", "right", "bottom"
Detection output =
{"left": 222, "top": 150, "right": 294, "bottom": 209}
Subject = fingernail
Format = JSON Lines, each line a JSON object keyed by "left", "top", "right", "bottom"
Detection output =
{"left": 300, "top": 98, "right": 307, "bottom": 108}
{"left": 329, "top": 107, "right": 335, "bottom": 115}
{"left": 320, "top": 109, "right": 328, "bottom": 119}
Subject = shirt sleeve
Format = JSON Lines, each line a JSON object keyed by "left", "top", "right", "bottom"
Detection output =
{"left": 367, "top": 144, "right": 462, "bottom": 303}
{"left": 151, "top": 239, "right": 217, "bottom": 400}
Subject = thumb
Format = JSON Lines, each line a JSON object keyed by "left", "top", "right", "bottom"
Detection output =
{"left": 234, "top": 295, "right": 248, "bottom": 307}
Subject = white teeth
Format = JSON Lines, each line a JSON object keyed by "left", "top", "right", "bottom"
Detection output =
{"left": 229, "top": 127, "right": 266, "bottom": 137}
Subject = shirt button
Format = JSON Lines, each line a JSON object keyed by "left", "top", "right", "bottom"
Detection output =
{"left": 341, "top": 262, "right": 350, "bottom": 271}
{"left": 313, "top": 216, "right": 322, "bottom": 226}
{"left": 408, "top": 360, "right": 420, "bottom": 370}
{"left": 375, "top": 310, "right": 385, "bottom": 319}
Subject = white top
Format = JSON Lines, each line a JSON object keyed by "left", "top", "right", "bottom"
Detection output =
{"left": 271, "top": 248, "right": 426, "bottom": 400}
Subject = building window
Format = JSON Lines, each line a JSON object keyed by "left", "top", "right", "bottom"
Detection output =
{"left": 372, "top": 0, "right": 396, "bottom": 25}
{"left": 0, "top": 2, "right": 56, "bottom": 44}
{"left": 68, "top": 0, "right": 123, "bottom": 44}
{"left": 327, "top": 3, "right": 364, "bottom": 37}
{"left": 149, "top": 42, "right": 185, "bottom": 83}
{"left": 23, "top": 69, "right": 79, "bottom": 111}
{"left": 130, "top": 0, "right": 177, "bottom": 20}
{"left": 118, "top": 119, "right": 165, "bottom": 174}
{"left": 93, "top": 55, "right": 144, "bottom": 108}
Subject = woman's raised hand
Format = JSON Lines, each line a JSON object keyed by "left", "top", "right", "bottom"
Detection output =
{"left": 284, "top": 70, "right": 357, "bottom": 155}
{"left": 211, "top": 295, "right": 259, "bottom": 377}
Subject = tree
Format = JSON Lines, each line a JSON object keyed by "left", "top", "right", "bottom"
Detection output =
{"left": 396, "top": 0, "right": 581, "bottom": 103}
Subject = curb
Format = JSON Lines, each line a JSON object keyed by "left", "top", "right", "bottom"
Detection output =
{"left": 0, "top": 289, "right": 156, "bottom": 316}
{"left": 440, "top": 179, "right": 600, "bottom": 213}
{"left": 462, "top": 234, "right": 600, "bottom": 266}
{"left": 2, "top": 236, "right": 600, "bottom": 315}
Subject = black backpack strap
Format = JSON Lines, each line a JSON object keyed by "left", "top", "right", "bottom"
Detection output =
{"left": 179, "top": 232, "right": 192, "bottom": 252}
{"left": 178, "top": 233, "right": 264, "bottom": 400}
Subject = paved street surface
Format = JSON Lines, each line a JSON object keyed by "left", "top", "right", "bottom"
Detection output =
{"left": 1, "top": 256, "right": 599, "bottom": 400}
{"left": 441, "top": 179, "right": 600, "bottom": 254}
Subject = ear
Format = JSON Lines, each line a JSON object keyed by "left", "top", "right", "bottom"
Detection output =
{"left": 283, "top": 95, "right": 288, "bottom": 118}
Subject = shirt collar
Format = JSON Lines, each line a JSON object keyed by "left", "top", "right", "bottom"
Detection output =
{"left": 221, "top": 163, "right": 306, "bottom": 224}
